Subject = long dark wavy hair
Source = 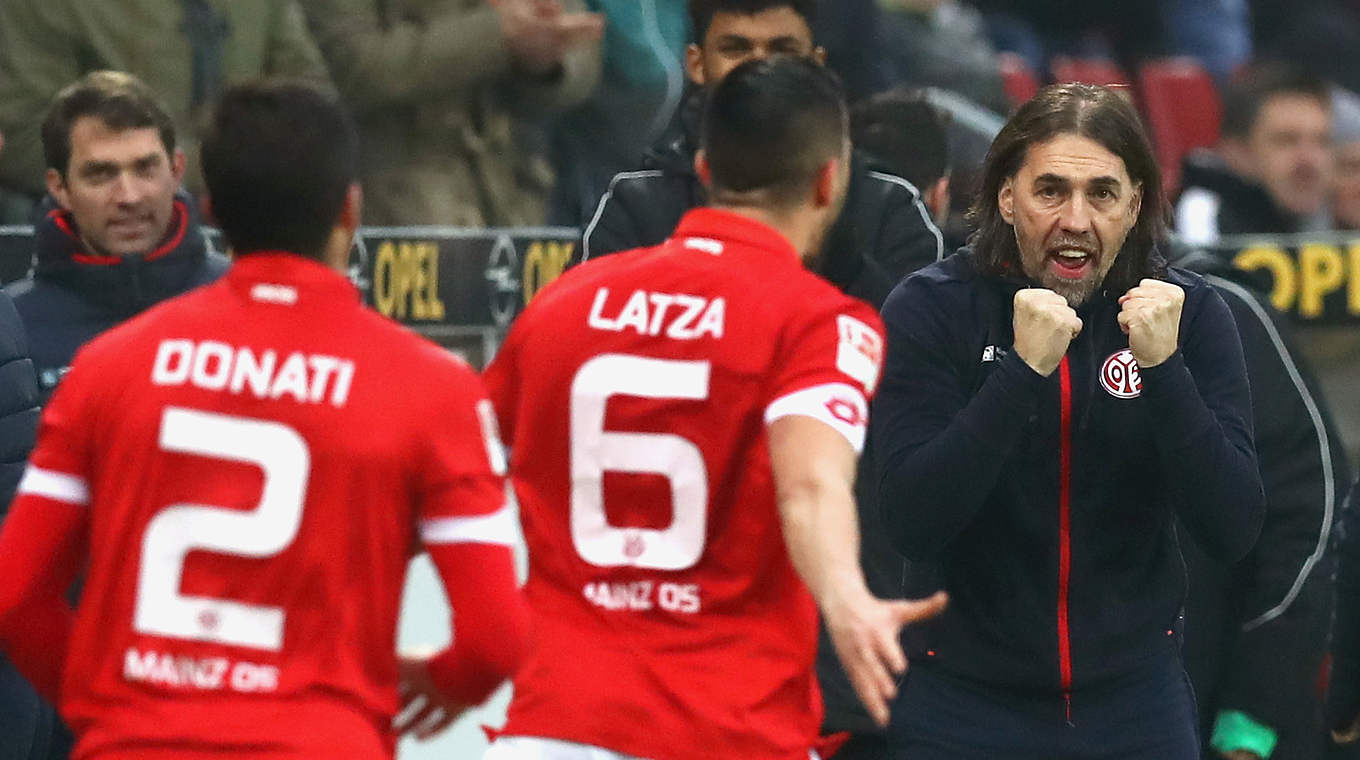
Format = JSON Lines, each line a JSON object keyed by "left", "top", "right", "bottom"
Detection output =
{"left": 968, "top": 83, "right": 1169, "bottom": 294}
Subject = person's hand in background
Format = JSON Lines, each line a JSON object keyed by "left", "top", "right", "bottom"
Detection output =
{"left": 491, "top": 0, "right": 604, "bottom": 77}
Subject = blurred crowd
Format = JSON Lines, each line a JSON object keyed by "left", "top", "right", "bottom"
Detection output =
{"left": 4, "top": 0, "right": 1360, "bottom": 238}
{"left": 5, "top": 2, "right": 1360, "bottom": 760}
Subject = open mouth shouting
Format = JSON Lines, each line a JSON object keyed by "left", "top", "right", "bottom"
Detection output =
{"left": 1046, "top": 243, "right": 1098, "bottom": 280}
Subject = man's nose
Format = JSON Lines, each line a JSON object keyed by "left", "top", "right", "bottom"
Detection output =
{"left": 110, "top": 171, "right": 142, "bottom": 204}
{"left": 1059, "top": 193, "right": 1093, "bottom": 233}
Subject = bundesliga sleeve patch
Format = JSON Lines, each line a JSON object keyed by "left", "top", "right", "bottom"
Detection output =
{"left": 835, "top": 314, "right": 883, "bottom": 394}
{"left": 765, "top": 382, "right": 870, "bottom": 453}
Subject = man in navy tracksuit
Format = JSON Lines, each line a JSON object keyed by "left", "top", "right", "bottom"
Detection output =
{"left": 872, "top": 83, "right": 1266, "bottom": 759}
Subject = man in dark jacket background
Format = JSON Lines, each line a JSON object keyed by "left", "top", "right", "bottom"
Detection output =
{"left": 0, "top": 70, "right": 226, "bottom": 760}
{"left": 1175, "top": 65, "right": 1333, "bottom": 245}
{"left": 874, "top": 83, "right": 1265, "bottom": 759}
{"left": 582, "top": 0, "right": 943, "bottom": 307}
{"left": 5, "top": 71, "right": 228, "bottom": 403}
{"left": 1172, "top": 243, "right": 1349, "bottom": 760}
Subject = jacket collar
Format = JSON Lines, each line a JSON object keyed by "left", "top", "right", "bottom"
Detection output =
{"left": 30, "top": 191, "right": 214, "bottom": 315}
{"left": 35, "top": 192, "right": 201, "bottom": 270}
{"left": 223, "top": 252, "right": 359, "bottom": 305}
{"left": 670, "top": 208, "right": 802, "bottom": 266}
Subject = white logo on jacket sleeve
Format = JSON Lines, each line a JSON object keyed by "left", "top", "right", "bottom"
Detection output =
{"left": 1099, "top": 349, "right": 1142, "bottom": 398}
{"left": 835, "top": 315, "right": 883, "bottom": 394}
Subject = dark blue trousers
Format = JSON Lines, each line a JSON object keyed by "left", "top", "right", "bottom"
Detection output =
{"left": 886, "top": 658, "right": 1199, "bottom": 760}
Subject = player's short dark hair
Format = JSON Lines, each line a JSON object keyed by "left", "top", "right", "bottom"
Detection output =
{"left": 1221, "top": 63, "right": 1330, "bottom": 139}
{"left": 689, "top": 0, "right": 816, "bottom": 44}
{"left": 701, "top": 57, "right": 846, "bottom": 209}
{"left": 201, "top": 79, "right": 358, "bottom": 260}
{"left": 969, "top": 83, "right": 1168, "bottom": 294}
{"left": 42, "top": 71, "right": 177, "bottom": 178}
{"left": 851, "top": 89, "right": 950, "bottom": 192}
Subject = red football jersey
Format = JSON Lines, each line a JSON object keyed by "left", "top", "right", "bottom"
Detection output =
{"left": 484, "top": 209, "right": 886, "bottom": 760}
{"left": 12, "top": 254, "right": 513, "bottom": 759}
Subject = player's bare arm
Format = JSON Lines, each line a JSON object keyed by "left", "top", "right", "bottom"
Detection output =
{"left": 768, "top": 414, "right": 946, "bottom": 727}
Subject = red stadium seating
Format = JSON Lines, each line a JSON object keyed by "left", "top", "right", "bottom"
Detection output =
{"left": 998, "top": 53, "right": 1040, "bottom": 110}
{"left": 1138, "top": 58, "right": 1222, "bottom": 195}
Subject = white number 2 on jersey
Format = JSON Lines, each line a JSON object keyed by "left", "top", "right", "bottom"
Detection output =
{"left": 569, "top": 354, "right": 710, "bottom": 571}
{"left": 133, "top": 407, "right": 309, "bottom": 652}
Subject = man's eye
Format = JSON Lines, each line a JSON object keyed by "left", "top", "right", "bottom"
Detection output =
{"left": 1092, "top": 188, "right": 1114, "bottom": 201}
{"left": 1037, "top": 186, "right": 1059, "bottom": 199}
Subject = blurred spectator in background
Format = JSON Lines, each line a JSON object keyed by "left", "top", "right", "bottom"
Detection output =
{"left": 1176, "top": 65, "right": 1332, "bottom": 245}
{"left": 877, "top": 0, "right": 1010, "bottom": 114}
{"left": 1159, "top": 0, "right": 1252, "bottom": 83}
{"left": 5, "top": 72, "right": 228, "bottom": 405}
{"left": 585, "top": 0, "right": 942, "bottom": 308}
{"left": 851, "top": 90, "right": 952, "bottom": 222}
{"left": 972, "top": 0, "right": 1248, "bottom": 85}
{"left": 1170, "top": 240, "right": 1350, "bottom": 760}
{"left": 1252, "top": 0, "right": 1360, "bottom": 95}
{"left": 970, "top": 0, "right": 1161, "bottom": 78}
{"left": 807, "top": 0, "right": 887, "bottom": 102}
{"left": 1332, "top": 88, "right": 1360, "bottom": 231}
{"left": 0, "top": 0, "right": 328, "bottom": 224}
{"left": 546, "top": 0, "right": 688, "bottom": 227}
{"left": 0, "top": 70, "right": 227, "bottom": 760}
{"left": 301, "top": 0, "right": 603, "bottom": 227}
{"left": 813, "top": 87, "right": 951, "bottom": 760}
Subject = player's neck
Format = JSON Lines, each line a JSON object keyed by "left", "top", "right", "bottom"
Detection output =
{"left": 320, "top": 226, "right": 355, "bottom": 274}
{"left": 707, "top": 203, "right": 820, "bottom": 265}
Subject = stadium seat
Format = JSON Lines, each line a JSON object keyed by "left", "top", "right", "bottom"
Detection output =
{"left": 1050, "top": 56, "right": 1132, "bottom": 88}
{"left": 998, "top": 53, "right": 1040, "bottom": 110}
{"left": 1138, "top": 58, "right": 1222, "bottom": 195}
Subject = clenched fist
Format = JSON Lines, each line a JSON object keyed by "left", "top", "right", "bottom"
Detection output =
{"left": 1013, "top": 288, "right": 1082, "bottom": 376}
{"left": 1117, "top": 279, "right": 1184, "bottom": 368}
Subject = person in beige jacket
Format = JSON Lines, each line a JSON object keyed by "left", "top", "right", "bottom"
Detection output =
{"left": 0, "top": 0, "right": 329, "bottom": 220}
{"left": 301, "top": 0, "right": 604, "bottom": 227}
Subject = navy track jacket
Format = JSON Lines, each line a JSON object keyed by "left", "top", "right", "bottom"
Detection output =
{"left": 874, "top": 248, "right": 1265, "bottom": 700}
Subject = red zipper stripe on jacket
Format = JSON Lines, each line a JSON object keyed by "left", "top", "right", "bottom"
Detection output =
{"left": 1058, "top": 356, "right": 1074, "bottom": 723}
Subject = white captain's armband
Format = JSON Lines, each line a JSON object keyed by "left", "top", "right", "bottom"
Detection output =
{"left": 836, "top": 315, "right": 883, "bottom": 394}
{"left": 17, "top": 466, "right": 90, "bottom": 506}
{"left": 764, "top": 383, "right": 870, "bottom": 453}
{"left": 420, "top": 500, "right": 519, "bottom": 546}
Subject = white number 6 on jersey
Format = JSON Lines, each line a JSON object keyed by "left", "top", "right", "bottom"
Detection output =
{"left": 570, "top": 354, "right": 709, "bottom": 571}
{"left": 134, "top": 407, "right": 309, "bottom": 652}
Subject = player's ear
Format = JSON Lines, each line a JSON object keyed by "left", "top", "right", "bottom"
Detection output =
{"left": 686, "top": 43, "right": 706, "bottom": 85}
{"left": 694, "top": 150, "right": 713, "bottom": 189}
{"left": 998, "top": 177, "right": 1015, "bottom": 224}
{"left": 338, "top": 183, "right": 363, "bottom": 233}
{"left": 814, "top": 158, "right": 839, "bottom": 209}
{"left": 170, "top": 148, "right": 187, "bottom": 184}
{"left": 45, "top": 168, "right": 71, "bottom": 210}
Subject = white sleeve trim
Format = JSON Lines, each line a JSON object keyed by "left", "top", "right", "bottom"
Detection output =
{"left": 17, "top": 466, "right": 90, "bottom": 506}
{"left": 582, "top": 170, "right": 666, "bottom": 261}
{"left": 867, "top": 171, "right": 945, "bottom": 261}
{"left": 421, "top": 502, "right": 519, "bottom": 546}
{"left": 1207, "top": 275, "right": 1337, "bottom": 633}
{"left": 765, "top": 382, "right": 869, "bottom": 453}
